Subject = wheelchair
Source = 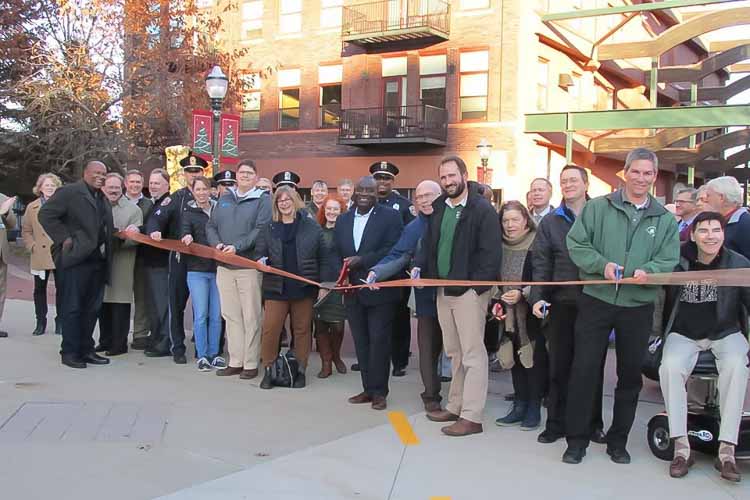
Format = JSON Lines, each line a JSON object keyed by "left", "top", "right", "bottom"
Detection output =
{"left": 644, "top": 345, "right": 750, "bottom": 461}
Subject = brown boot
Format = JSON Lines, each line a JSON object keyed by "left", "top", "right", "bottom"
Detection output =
{"left": 441, "top": 418, "right": 483, "bottom": 437}
{"left": 317, "top": 334, "right": 333, "bottom": 379}
{"left": 331, "top": 328, "right": 347, "bottom": 374}
{"left": 669, "top": 455, "right": 694, "bottom": 478}
{"left": 426, "top": 409, "right": 459, "bottom": 422}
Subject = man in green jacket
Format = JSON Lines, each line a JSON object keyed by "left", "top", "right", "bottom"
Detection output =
{"left": 562, "top": 148, "right": 679, "bottom": 465}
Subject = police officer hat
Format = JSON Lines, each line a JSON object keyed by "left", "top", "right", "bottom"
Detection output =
{"left": 180, "top": 152, "right": 209, "bottom": 172}
{"left": 369, "top": 161, "right": 399, "bottom": 178}
{"left": 213, "top": 170, "right": 237, "bottom": 186}
{"left": 272, "top": 170, "right": 300, "bottom": 188}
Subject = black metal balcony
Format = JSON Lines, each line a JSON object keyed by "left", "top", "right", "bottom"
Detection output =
{"left": 342, "top": 0, "right": 450, "bottom": 48}
{"left": 338, "top": 104, "right": 447, "bottom": 145}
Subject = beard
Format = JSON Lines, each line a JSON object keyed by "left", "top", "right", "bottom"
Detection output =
{"left": 446, "top": 179, "right": 466, "bottom": 199}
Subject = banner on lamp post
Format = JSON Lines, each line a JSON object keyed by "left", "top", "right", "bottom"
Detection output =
{"left": 220, "top": 114, "right": 241, "bottom": 166}
{"left": 192, "top": 110, "right": 213, "bottom": 164}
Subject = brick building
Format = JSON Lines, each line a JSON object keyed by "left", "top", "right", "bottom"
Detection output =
{"left": 198, "top": 0, "right": 720, "bottom": 202}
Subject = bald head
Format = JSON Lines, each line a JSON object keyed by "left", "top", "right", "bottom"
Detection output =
{"left": 83, "top": 161, "right": 107, "bottom": 189}
{"left": 414, "top": 179, "right": 441, "bottom": 216}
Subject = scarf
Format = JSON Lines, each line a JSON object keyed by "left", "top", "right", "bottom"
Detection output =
{"left": 500, "top": 230, "right": 536, "bottom": 363}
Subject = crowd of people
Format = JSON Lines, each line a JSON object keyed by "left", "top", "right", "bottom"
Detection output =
{"left": 0, "top": 147, "right": 748, "bottom": 481}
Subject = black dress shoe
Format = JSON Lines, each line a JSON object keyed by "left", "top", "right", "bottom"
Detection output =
{"left": 131, "top": 338, "right": 149, "bottom": 350}
{"left": 562, "top": 447, "right": 586, "bottom": 464}
{"left": 351, "top": 363, "right": 360, "bottom": 371}
{"left": 590, "top": 428, "right": 607, "bottom": 444}
{"left": 0, "top": 330, "right": 8, "bottom": 338}
{"left": 606, "top": 446, "right": 631, "bottom": 464}
{"left": 82, "top": 352, "right": 110, "bottom": 365}
{"left": 94, "top": 344, "right": 108, "bottom": 353}
{"left": 61, "top": 354, "right": 86, "bottom": 369}
{"left": 173, "top": 353, "right": 187, "bottom": 364}
{"left": 105, "top": 349, "right": 127, "bottom": 357}
{"left": 32, "top": 320, "right": 46, "bottom": 336}
{"left": 537, "top": 430, "right": 564, "bottom": 444}
{"left": 392, "top": 367, "right": 406, "bottom": 377}
{"left": 144, "top": 348, "right": 170, "bottom": 358}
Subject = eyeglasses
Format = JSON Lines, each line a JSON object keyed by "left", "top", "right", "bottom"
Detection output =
{"left": 675, "top": 200, "right": 695, "bottom": 205}
{"left": 277, "top": 198, "right": 293, "bottom": 205}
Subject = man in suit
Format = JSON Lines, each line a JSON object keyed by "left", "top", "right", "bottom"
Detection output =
{"left": 147, "top": 152, "right": 204, "bottom": 364}
{"left": 39, "top": 160, "right": 114, "bottom": 368}
{"left": 125, "top": 169, "right": 154, "bottom": 350}
{"left": 0, "top": 192, "right": 17, "bottom": 338}
{"left": 334, "top": 176, "right": 403, "bottom": 410}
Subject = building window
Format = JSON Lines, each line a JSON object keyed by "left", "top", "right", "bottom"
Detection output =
{"left": 278, "top": 69, "right": 301, "bottom": 129}
{"left": 319, "top": 65, "right": 342, "bottom": 128}
{"left": 320, "top": 0, "right": 342, "bottom": 28}
{"left": 279, "top": 0, "right": 302, "bottom": 34}
{"left": 460, "top": 0, "right": 490, "bottom": 10}
{"left": 537, "top": 57, "right": 549, "bottom": 112}
{"left": 241, "top": 1, "right": 263, "bottom": 40}
{"left": 241, "top": 73, "right": 262, "bottom": 131}
{"left": 459, "top": 50, "right": 489, "bottom": 121}
{"left": 420, "top": 54, "right": 446, "bottom": 109}
{"left": 382, "top": 56, "right": 407, "bottom": 77}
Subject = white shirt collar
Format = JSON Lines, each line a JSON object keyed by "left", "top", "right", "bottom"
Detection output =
{"left": 354, "top": 207, "right": 374, "bottom": 218}
{"left": 445, "top": 190, "right": 468, "bottom": 208}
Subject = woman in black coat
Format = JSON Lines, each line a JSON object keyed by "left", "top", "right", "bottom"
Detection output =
{"left": 255, "top": 186, "right": 336, "bottom": 389}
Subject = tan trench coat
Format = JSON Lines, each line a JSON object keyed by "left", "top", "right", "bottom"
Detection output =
{"left": 104, "top": 196, "right": 142, "bottom": 304}
{"left": 22, "top": 198, "right": 55, "bottom": 271}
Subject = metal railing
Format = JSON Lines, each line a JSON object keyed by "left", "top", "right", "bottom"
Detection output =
{"left": 339, "top": 104, "right": 447, "bottom": 142}
{"left": 342, "top": 0, "right": 450, "bottom": 38}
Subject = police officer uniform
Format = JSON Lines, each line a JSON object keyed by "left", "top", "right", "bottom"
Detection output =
{"left": 214, "top": 170, "right": 237, "bottom": 187}
{"left": 272, "top": 170, "right": 300, "bottom": 190}
{"left": 369, "top": 161, "right": 414, "bottom": 375}
{"left": 145, "top": 152, "right": 204, "bottom": 363}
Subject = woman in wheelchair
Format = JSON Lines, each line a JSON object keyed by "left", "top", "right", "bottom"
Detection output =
{"left": 659, "top": 211, "right": 750, "bottom": 481}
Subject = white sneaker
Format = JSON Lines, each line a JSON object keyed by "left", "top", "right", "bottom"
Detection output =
{"left": 197, "top": 357, "right": 212, "bottom": 372}
{"left": 211, "top": 356, "right": 227, "bottom": 369}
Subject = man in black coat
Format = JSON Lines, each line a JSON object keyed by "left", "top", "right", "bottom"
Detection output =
{"left": 369, "top": 161, "right": 414, "bottom": 377}
{"left": 146, "top": 152, "right": 204, "bottom": 364}
{"left": 39, "top": 161, "right": 114, "bottom": 369}
{"left": 334, "top": 176, "right": 403, "bottom": 410}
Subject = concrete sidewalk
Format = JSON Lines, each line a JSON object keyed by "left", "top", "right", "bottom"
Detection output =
{"left": 1, "top": 297, "right": 749, "bottom": 500}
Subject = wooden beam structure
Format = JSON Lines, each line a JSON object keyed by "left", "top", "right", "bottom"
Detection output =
{"left": 678, "top": 74, "right": 750, "bottom": 101}
{"left": 653, "top": 44, "right": 750, "bottom": 83}
{"left": 591, "top": 127, "right": 712, "bottom": 153}
{"left": 698, "top": 147, "right": 750, "bottom": 172}
{"left": 597, "top": 8, "right": 750, "bottom": 60}
{"left": 542, "top": 0, "right": 739, "bottom": 22}
{"left": 709, "top": 38, "right": 750, "bottom": 52}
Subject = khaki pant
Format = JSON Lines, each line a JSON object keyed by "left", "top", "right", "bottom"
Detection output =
{"left": 132, "top": 260, "right": 150, "bottom": 341}
{"left": 260, "top": 298, "right": 314, "bottom": 369}
{"left": 217, "top": 267, "right": 263, "bottom": 370}
{"left": 437, "top": 288, "right": 490, "bottom": 424}
{"left": 659, "top": 331, "right": 749, "bottom": 444}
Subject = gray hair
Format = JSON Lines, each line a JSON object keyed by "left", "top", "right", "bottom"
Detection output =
{"left": 105, "top": 172, "right": 125, "bottom": 189}
{"left": 312, "top": 180, "right": 328, "bottom": 190}
{"left": 706, "top": 176, "right": 743, "bottom": 206}
{"left": 624, "top": 148, "right": 658, "bottom": 172}
{"left": 676, "top": 188, "right": 697, "bottom": 202}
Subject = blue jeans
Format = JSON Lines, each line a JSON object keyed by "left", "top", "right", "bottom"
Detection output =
{"left": 187, "top": 271, "right": 221, "bottom": 359}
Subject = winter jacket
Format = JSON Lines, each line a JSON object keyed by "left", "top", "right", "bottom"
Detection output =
{"left": 566, "top": 189, "right": 679, "bottom": 307}
{"left": 140, "top": 192, "right": 170, "bottom": 268}
{"left": 370, "top": 214, "right": 436, "bottom": 317}
{"left": 725, "top": 207, "right": 750, "bottom": 260}
{"left": 416, "top": 181, "right": 502, "bottom": 296}
{"left": 146, "top": 187, "right": 193, "bottom": 240}
{"left": 663, "top": 242, "right": 750, "bottom": 341}
{"left": 255, "top": 212, "right": 337, "bottom": 298}
{"left": 206, "top": 187, "right": 272, "bottom": 266}
{"left": 180, "top": 200, "right": 217, "bottom": 273}
{"left": 529, "top": 203, "right": 582, "bottom": 306}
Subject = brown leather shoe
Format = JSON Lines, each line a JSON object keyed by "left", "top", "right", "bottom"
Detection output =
{"left": 426, "top": 409, "right": 459, "bottom": 422}
{"left": 348, "top": 392, "right": 372, "bottom": 404}
{"left": 371, "top": 396, "right": 387, "bottom": 411}
{"left": 424, "top": 401, "right": 442, "bottom": 413}
{"left": 240, "top": 368, "right": 258, "bottom": 379}
{"left": 441, "top": 418, "right": 483, "bottom": 437}
{"left": 216, "top": 366, "right": 243, "bottom": 377}
{"left": 715, "top": 458, "right": 741, "bottom": 482}
{"left": 669, "top": 455, "right": 694, "bottom": 478}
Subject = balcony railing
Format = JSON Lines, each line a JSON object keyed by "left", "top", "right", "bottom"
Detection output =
{"left": 342, "top": 0, "right": 450, "bottom": 46}
{"left": 338, "top": 104, "right": 447, "bottom": 145}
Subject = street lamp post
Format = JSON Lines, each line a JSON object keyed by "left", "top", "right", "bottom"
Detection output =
{"left": 205, "top": 65, "right": 229, "bottom": 177}
{"left": 476, "top": 138, "right": 493, "bottom": 184}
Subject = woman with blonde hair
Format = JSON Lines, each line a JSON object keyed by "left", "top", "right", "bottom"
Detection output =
{"left": 255, "top": 186, "right": 337, "bottom": 389}
{"left": 22, "top": 173, "right": 63, "bottom": 336}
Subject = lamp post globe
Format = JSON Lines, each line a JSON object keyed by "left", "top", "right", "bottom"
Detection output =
{"left": 205, "top": 65, "right": 228, "bottom": 176}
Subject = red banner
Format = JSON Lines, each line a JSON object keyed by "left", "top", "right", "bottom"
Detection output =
{"left": 191, "top": 110, "right": 213, "bottom": 164}
{"left": 220, "top": 114, "right": 241, "bottom": 165}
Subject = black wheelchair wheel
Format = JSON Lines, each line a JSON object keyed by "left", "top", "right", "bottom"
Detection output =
{"left": 648, "top": 415, "right": 674, "bottom": 462}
